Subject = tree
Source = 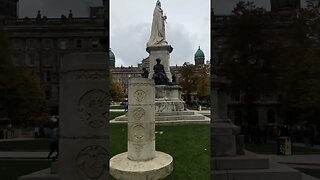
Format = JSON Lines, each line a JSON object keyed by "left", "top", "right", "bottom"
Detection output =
{"left": 109, "top": 72, "right": 125, "bottom": 102}
{"left": 219, "top": 1, "right": 277, "bottom": 126}
{"left": 195, "top": 65, "right": 211, "bottom": 104}
{"left": 0, "top": 30, "right": 49, "bottom": 127}
{"left": 179, "top": 64, "right": 210, "bottom": 106}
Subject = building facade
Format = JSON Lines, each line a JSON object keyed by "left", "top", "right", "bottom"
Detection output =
{"left": 110, "top": 47, "right": 209, "bottom": 101}
{"left": 2, "top": 2, "right": 106, "bottom": 115}
{"left": 213, "top": 0, "right": 301, "bottom": 128}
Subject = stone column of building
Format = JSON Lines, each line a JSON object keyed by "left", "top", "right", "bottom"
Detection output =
{"left": 58, "top": 52, "right": 108, "bottom": 179}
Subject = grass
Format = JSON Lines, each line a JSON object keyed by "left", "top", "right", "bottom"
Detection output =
{"left": 0, "top": 140, "right": 50, "bottom": 151}
{"left": 109, "top": 111, "right": 126, "bottom": 120}
{"left": 245, "top": 143, "right": 320, "bottom": 154}
{"left": 109, "top": 124, "right": 210, "bottom": 179}
{"left": 0, "top": 160, "right": 51, "bottom": 180}
{"left": 110, "top": 105, "right": 125, "bottom": 109}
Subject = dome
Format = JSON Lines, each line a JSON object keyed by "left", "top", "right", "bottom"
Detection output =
{"left": 195, "top": 46, "right": 205, "bottom": 61}
{"left": 109, "top": 48, "right": 115, "bottom": 62}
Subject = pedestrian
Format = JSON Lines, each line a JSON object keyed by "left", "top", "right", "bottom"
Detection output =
{"left": 124, "top": 100, "right": 128, "bottom": 113}
{"left": 47, "top": 121, "right": 59, "bottom": 160}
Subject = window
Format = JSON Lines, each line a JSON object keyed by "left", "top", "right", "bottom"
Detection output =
{"left": 45, "top": 87, "right": 52, "bottom": 100}
{"left": 44, "top": 71, "right": 51, "bottom": 82}
{"left": 59, "top": 40, "right": 67, "bottom": 50}
{"left": 91, "top": 39, "right": 99, "bottom": 48}
{"left": 76, "top": 39, "right": 83, "bottom": 48}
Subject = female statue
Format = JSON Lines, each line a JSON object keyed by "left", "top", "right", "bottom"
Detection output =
{"left": 147, "top": 0, "right": 168, "bottom": 47}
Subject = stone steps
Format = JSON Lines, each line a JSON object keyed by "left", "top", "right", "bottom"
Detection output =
{"left": 212, "top": 168, "right": 301, "bottom": 180}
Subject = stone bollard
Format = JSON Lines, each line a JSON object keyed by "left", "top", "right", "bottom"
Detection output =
{"left": 110, "top": 78, "right": 173, "bottom": 180}
{"left": 127, "top": 78, "right": 155, "bottom": 161}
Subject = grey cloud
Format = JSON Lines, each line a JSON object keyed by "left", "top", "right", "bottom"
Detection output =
{"left": 111, "top": 22, "right": 197, "bottom": 67}
{"left": 111, "top": 23, "right": 151, "bottom": 67}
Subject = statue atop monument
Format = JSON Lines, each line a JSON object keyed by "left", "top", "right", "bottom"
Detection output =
{"left": 147, "top": 0, "right": 168, "bottom": 47}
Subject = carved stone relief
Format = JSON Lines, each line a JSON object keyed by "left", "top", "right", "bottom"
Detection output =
{"left": 78, "top": 89, "right": 108, "bottom": 128}
{"left": 76, "top": 145, "right": 108, "bottom": 179}
{"left": 134, "top": 90, "right": 146, "bottom": 102}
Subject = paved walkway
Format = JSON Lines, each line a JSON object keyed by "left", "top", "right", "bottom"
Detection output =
{"left": 0, "top": 151, "right": 50, "bottom": 159}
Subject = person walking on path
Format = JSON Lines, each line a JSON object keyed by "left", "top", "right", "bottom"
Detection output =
{"left": 47, "top": 122, "right": 59, "bottom": 160}
{"left": 124, "top": 99, "right": 128, "bottom": 113}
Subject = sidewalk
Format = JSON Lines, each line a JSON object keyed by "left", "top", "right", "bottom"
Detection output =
{"left": 0, "top": 151, "right": 50, "bottom": 159}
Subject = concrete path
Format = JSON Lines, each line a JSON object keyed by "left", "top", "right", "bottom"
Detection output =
{"left": 0, "top": 151, "right": 51, "bottom": 159}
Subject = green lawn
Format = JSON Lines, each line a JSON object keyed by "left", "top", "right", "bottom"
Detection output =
{"left": 0, "top": 160, "right": 51, "bottom": 180}
{"left": 110, "top": 105, "right": 125, "bottom": 109}
{"left": 245, "top": 143, "right": 320, "bottom": 154}
{"left": 109, "top": 124, "right": 210, "bottom": 179}
{"left": 109, "top": 111, "right": 125, "bottom": 120}
{"left": 0, "top": 140, "right": 50, "bottom": 151}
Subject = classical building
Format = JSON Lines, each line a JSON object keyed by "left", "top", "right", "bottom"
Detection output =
{"left": 213, "top": 0, "right": 301, "bottom": 128}
{"left": 1, "top": 1, "right": 106, "bottom": 115}
{"left": 110, "top": 46, "right": 208, "bottom": 99}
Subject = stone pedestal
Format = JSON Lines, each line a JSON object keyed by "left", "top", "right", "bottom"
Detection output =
{"left": 58, "top": 52, "right": 109, "bottom": 179}
{"left": 147, "top": 45, "right": 173, "bottom": 82}
{"left": 18, "top": 52, "right": 108, "bottom": 180}
{"left": 110, "top": 78, "right": 173, "bottom": 180}
{"left": 155, "top": 85, "right": 185, "bottom": 112}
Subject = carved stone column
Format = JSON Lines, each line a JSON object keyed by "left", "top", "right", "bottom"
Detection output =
{"left": 58, "top": 52, "right": 108, "bottom": 180}
{"left": 110, "top": 78, "right": 173, "bottom": 180}
{"left": 127, "top": 78, "right": 156, "bottom": 161}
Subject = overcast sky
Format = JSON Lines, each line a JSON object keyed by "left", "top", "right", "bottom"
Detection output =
{"left": 110, "top": 0, "right": 210, "bottom": 67}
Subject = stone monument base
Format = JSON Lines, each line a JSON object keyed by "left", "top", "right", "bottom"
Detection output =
{"left": 110, "top": 151, "right": 173, "bottom": 180}
{"left": 155, "top": 85, "right": 185, "bottom": 112}
{"left": 112, "top": 111, "right": 209, "bottom": 125}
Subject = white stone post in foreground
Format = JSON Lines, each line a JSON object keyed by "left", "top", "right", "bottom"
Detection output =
{"left": 110, "top": 78, "right": 173, "bottom": 180}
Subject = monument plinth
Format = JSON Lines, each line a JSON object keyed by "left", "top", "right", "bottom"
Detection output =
{"left": 147, "top": 45, "right": 173, "bottom": 82}
{"left": 110, "top": 78, "right": 173, "bottom": 180}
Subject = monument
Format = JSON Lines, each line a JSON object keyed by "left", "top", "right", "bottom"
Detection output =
{"left": 109, "top": 78, "right": 173, "bottom": 179}
{"left": 113, "top": 0, "right": 208, "bottom": 125}
{"left": 147, "top": 0, "right": 173, "bottom": 82}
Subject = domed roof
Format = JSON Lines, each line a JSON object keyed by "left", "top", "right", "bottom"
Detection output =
{"left": 109, "top": 48, "right": 115, "bottom": 62}
{"left": 195, "top": 46, "right": 205, "bottom": 60}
